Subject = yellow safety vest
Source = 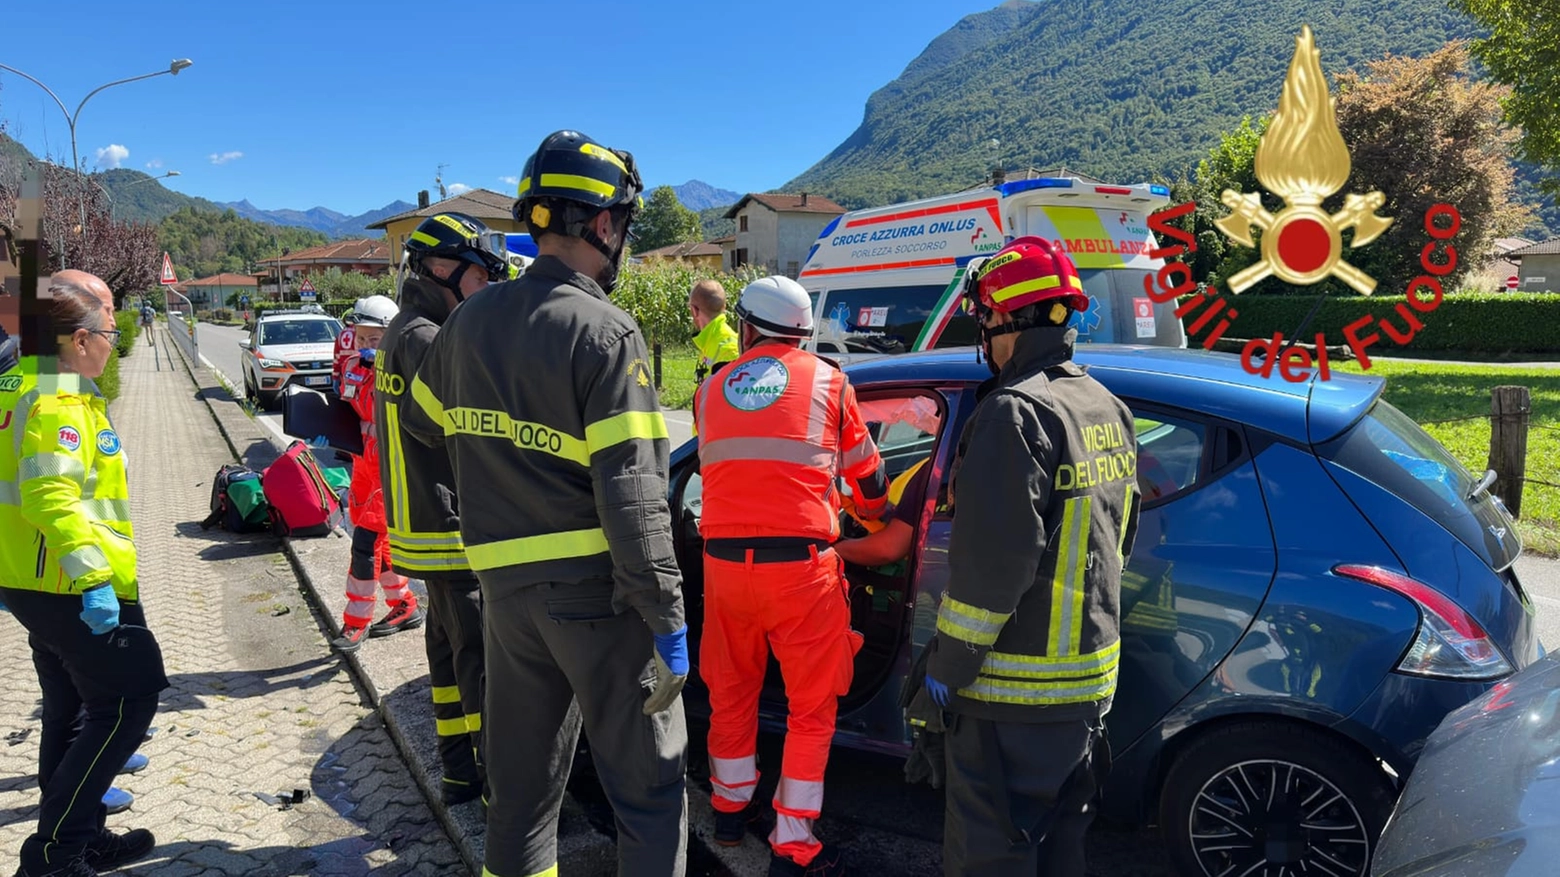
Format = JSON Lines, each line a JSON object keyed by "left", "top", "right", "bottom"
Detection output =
{"left": 0, "top": 361, "right": 137, "bottom": 599}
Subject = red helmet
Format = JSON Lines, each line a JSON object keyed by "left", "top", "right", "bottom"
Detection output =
{"left": 969, "top": 236, "right": 1088, "bottom": 317}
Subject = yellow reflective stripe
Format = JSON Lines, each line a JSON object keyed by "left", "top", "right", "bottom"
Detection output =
{"left": 1118, "top": 484, "right": 1133, "bottom": 560}
{"left": 987, "top": 273, "right": 1083, "bottom": 307}
{"left": 0, "top": 480, "right": 20, "bottom": 506}
{"left": 464, "top": 527, "right": 609, "bottom": 570}
{"left": 980, "top": 640, "right": 1120, "bottom": 679}
{"left": 441, "top": 407, "right": 589, "bottom": 466}
{"left": 81, "top": 497, "right": 131, "bottom": 522}
{"left": 387, "top": 527, "right": 465, "bottom": 549}
{"left": 1047, "top": 497, "right": 1090, "bottom": 656}
{"left": 436, "top": 717, "right": 468, "bottom": 737}
{"left": 936, "top": 595, "right": 1011, "bottom": 647}
{"left": 410, "top": 230, "right": 441, "bottom": 246}
{"left": 958, "top": 669, "right": 1118, "bottom": 705}
{"left": 59, "top": 544, "right": 109, "bottom": 579}
{"left": 19, "top": 453, "right": 86, "bottom": 483}
{"left": 580, "top": 142, "right": 628, "bottom": 173}
{"left": 432, "top": 686, "right": 462, "bottom": 705}
{"left": 584, "top": 410, "right": 668, "bottom": 455}
{"left": 540, "top": 173, "right": 615, "bottom": 199}
{"left": 383, "top": 400, "right": 411, "bottom": 533}
{"left": 389, "top": 551, "right": 473, "bottom": 573}
{"left": 466, "top": 713, "right": 482, "bottom": 733}
{"left": 411, "top": 375, "right": 444, "bottom": 424}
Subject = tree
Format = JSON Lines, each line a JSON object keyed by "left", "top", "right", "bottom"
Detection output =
{"left": 1171, "top": 43, "right": 1528, "bottom": 294}
{"left": 1453, "top": 0, "right": 1560, "bottom": 195}
{"left": 304, "top": 266, "right": 394, "bottom": 302}
{"left": 631, "top": 186, "right": 704, "bottom": 254}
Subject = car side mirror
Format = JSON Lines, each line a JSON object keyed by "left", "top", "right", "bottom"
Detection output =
{"left": 238, "top": 339, "right": 251, "bottom": 349}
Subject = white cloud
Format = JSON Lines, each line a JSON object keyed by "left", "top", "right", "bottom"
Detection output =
{"left": 209, "top": 151, "right": 244, "bottom": 165}
{"left": 95, "top": 144, "right": 129, "bottom": 169}
{"left": 447, "top": 183, "right": 473, "bottom": 196}
{"left": 498, "top": 175, "right": 519, "bottom": 186}
{"left": 145, "top": 159, "right": 163, "bottom": 169}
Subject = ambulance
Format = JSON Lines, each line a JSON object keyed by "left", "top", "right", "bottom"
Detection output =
{"left": 797, "top": 175, "right": 1187, "bottom": 360}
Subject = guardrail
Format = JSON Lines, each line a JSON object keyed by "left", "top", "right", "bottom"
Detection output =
{"left": 165, "top": 288, "right": 199, "bottom": 363}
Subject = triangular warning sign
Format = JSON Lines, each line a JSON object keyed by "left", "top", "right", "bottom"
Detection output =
{"left": 299, "top": 279, "right": 315, "bottom": 293}
{"left": 159, "top": 253, "right": 178, "bottom": 286}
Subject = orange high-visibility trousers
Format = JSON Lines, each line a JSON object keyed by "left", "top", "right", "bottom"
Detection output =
{"left": 701, "top": 546, "right": 863, "bottom": 866}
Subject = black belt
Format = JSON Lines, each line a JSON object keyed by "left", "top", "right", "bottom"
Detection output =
{"left": 704, "top": 539, "right": 831, "bottom": 564}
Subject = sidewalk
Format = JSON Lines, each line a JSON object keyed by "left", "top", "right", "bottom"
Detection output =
{"left": 0, "top": 327, "right": 464, "bottom": 876}
{"left": 171, "top": 327, "right": 746, "bottom": 875}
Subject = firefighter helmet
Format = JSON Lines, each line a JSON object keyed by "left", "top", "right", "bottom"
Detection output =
{"left": 403, "top": 212, "right": 510, "bottom": 285}
{"left": 967, "top": 236, "right": 1088, "bottom": 320}
{"left": 513, "top": 130, "right": 644, "bottom": 236}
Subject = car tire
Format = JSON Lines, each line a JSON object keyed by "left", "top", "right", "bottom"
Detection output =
{"left": 257, "top": 389, "right": 279, "bottom": 412}
{"left": 1158, "top": 720, "right": 1396, "bottom": 877}
{"left": 243, "top": 372, "right": 257, "bottom": 405}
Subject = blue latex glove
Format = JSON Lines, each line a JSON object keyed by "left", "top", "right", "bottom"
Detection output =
{"left": 0, "top": 590, "right": 8, "bottom": 613}
{"left": 80, "top": 585, "right": 120, "bottom": 635}
{"left": 309, "top": 434, "right": 331, "bottom": 449}
{"left": 359, "top": 348, "right": 376, "bottom": 364}
{"left": 926, "top": 674, "right": 951, "bottom": 707}
{"left": 644, "top": 625, "right": 690, "bottom": 715}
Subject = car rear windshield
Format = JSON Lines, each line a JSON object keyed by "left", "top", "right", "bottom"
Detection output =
{"left": 1316, "top": 399, "right": 1519, "bottom": 569}
{"left": 259, "top": 320, "right": 337, "bottom": 346}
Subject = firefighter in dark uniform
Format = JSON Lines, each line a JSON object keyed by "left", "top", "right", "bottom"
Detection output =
{"left": 375, "top": 211, "right": 510, "bottom": 807}
{"left": 404, "top": 130, "right": 688, "bottom": 877}
{"left": 924, "top": 237, "right": 1142, "bottom": 877}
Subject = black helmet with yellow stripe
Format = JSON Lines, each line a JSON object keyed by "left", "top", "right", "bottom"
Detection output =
{"left": 513, "top": 131, "right": 643, "bottom": 288}
{"left": 403, "top": 211, "right": 510, "bottom": 301}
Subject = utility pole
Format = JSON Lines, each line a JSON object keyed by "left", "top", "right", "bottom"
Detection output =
{"left": 435, "top": 164, "right": 449, "bottom": 200}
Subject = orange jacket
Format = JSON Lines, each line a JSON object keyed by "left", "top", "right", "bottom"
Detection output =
{"left": 695, "top": 343, "right": 888, "bottom": 541}
{"left": 340, "top": 351, "right": 384, "bottom": 532}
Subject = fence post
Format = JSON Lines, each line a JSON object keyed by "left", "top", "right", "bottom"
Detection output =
{"left": 1487, "top": 385, "right": 1531, "bottom": 517}
{"left": 653, "top": 341, "right": 663, "bottom": 390}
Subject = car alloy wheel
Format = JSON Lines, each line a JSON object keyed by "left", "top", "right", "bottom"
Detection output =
{"left": 1188, "top": 759, "right": 1369, "bottom": 876}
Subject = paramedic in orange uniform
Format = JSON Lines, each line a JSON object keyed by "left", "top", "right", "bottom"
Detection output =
{"left": 694, "top": 275, "right": 890, "bottom": 877}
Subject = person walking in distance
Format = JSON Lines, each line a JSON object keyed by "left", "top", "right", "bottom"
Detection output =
{"left": 376, "top": 211, "right": 510, "bottom": 806}
{"left": 926, "top": 238, "right": 1141, "bottom": 877}
{"left": 694, "top": 275, "right": 891, "bottom": 876}
{"left": 406, "top": 130, "right": 689, "bottom": 877}
{"left": 0, "top": 271, "right": 169, "bottom": 877}
{"left": 331, "top": 295, "right": 425, "bottom": 653}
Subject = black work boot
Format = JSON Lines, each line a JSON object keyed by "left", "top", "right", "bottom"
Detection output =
{"left": 714, "top": 805, "right": 755, "bottom": 846}
{"left": 82, "top": 827, "right": 156, "bottom": 871}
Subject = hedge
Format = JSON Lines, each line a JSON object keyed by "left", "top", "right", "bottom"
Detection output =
{"left": 251, "top": 300, "right": 356, "bottom": 321}
{"left": 1178, "top": 292, "right": 1560, "bottom": 355}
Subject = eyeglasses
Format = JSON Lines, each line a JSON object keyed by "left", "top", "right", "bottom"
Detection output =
{"left": 92, "top": 329, "right": 122, "bottom": 344}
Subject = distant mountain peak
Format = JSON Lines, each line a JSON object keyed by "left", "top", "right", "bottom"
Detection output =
{"left": 670, "top": 180, "right": 741, "bottom": 212}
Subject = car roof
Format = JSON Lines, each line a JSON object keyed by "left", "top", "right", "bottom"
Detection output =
{"left": 842, "top": 345, "right": 1386, "bottom": 445}
{"left": 258, "top": 312, "right": 336, "bottom": 322}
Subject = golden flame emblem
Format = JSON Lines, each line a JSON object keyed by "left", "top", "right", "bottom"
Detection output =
{"left": 1215, "top": 26, "right": 1393, "bottom": 295}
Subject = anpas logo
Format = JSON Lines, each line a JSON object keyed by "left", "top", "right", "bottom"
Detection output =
{"left": 723, "top": 357, "right": 790, "bottom": 411}
{"left": 1144, "top": 25, "right": 1461, "bottom": 382}
{"left": 970, "top": 226, "right": 1002, "bottom": 253}
{"left": 57, "top": 426, "right": 81, "bottom": 451}
{"left": 96, "top": 429, "right": 122, "bottom": 455}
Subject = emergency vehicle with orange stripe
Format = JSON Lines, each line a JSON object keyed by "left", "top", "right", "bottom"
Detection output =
{"left": 798, "top": 175, "right": 1187, "bottom": 360}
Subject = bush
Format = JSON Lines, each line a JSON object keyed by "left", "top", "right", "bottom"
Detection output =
{"left": 99, "top": 346, "right": 120, "bottom": 402}
{"left": 252, "top": 299, "right": 357, "bottom": 321}
{"left": 210, "top": 308, "right": 236, "bottom": 323}
{"left": 113, "top": 309, "right": 140, "bottom": 357}
{"left": 614, "top": 262, "right": 765, "bottom": 348}
{"left": 1180, "top": 291, "right": 1560, "bottom": 356}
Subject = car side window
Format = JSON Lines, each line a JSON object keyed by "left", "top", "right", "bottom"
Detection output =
{"left": 1132, "top": 410, "right": 1208, "bottom": 504}
{"left": 857, "top": 392, "right": 946, "bottom": 509}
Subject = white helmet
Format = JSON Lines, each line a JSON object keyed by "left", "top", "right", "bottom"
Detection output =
{"left": 734, "top": 276, "right": 814, "bottom": 339}
{"left": 350, "top": 295, "right": 399, "bottom": 328}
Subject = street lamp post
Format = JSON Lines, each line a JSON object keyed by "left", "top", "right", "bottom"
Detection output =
{"left": 0, "top": 59, "right": 193, "bottom": 250}
{"left": 90, "top": 170, "right": 181, "bottom": 221}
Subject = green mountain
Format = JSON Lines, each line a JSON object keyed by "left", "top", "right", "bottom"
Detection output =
{"left": 784, "top": 0, "right": 1486, "bottom": 210}
{"left": 96, "top": 168, "right": 228, "bottom": 223}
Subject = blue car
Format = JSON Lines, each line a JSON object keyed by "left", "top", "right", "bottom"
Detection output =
{"left": 667, "top": 345, "right": 1539, "bottom": 877}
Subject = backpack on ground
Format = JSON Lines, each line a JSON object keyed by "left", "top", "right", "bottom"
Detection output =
{"left": 262, "top": 441, "right": 343, "bottom": 537}
{"left": 199, "top": 464, "right": 271, "bottom": 534}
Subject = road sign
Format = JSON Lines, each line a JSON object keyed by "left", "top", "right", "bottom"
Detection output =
{"left": 1506, "top": 275, "right": 1520, "bottom": 290}
{"left": 159, "top": 253, "right": 178, "bottom": 286}
{"left": 299, "top": 279, "right": 316, "bottom": 301}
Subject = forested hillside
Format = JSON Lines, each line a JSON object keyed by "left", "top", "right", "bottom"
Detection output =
{"left": 158, "top": 207, "right": 327, "bottom": 279}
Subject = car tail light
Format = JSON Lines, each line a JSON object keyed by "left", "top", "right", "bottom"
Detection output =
{"left": 1334, "top": 564, "right": 1513, "bottom": 680}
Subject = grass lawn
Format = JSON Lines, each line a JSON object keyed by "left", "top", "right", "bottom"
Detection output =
{"left": 1336, "top": 361, "right": 1560, "bottom": 557}
{"left": 655, "top": 344, "right": 700, "bottom": 410}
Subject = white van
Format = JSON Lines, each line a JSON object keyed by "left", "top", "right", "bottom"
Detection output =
{"left": 798, "top": 176, "right": 1187, "bottom": 360}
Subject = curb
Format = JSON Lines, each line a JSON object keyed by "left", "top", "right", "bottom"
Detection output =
{"left": 160, "top": 325, "right": 486, "bottom": 877}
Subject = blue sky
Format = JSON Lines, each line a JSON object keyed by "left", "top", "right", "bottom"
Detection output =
{"left": 1, "top": 0, "right": 1002, "bottom": 216}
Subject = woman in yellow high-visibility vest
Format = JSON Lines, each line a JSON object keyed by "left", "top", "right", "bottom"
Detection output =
{"left": 0, "top": 271, "right": 168, "bottom": 877}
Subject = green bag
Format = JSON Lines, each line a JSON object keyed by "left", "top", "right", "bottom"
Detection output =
{"left": 226, "top": 477, "right": 270, "bottom": 526}
{"left": 320, "top": 466, "right": 352, "bottom": 493}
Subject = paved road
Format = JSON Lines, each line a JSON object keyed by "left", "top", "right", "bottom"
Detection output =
{"left": 194, "top": 320, "right": 696, "bottom": 450}
{"left": 0, "top": 330, "right": 464, "bottom": 875}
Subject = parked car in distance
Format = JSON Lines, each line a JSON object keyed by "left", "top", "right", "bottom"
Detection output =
{"left": 239, "top": 308, "right": 343, "bottom": 410}
{"left": 1372, "top": 648, "right": 1559, "bottom": 877}
{"left": 667, "top": 344, "right": 1538, "bottom": 877}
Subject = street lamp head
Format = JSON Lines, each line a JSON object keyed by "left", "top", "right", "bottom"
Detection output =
{"left": 169, "top": 59, "right": 193, "bottom": 75}
{"left": 166, "top": 171, "right": 181, "bottom": 178}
